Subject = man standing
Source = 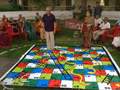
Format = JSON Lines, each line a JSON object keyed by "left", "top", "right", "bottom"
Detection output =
{"left": 94, "top": 2, "right": 102, "bottom": 17}
{"left": 42, "top": 7, "right": 56, "bottom": 50}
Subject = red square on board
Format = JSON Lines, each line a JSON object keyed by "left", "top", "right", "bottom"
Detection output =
{"left": 95, "top": 70, "right": 106, "bottom": 75}
{"left": 75, "top": 54, "right": 82, "bottom": 57}
{"left": 53, "top": 50, "right": 60, "bottom": 54}
{"left": 48, "top": 80, "right": 61, "bottom": 88}
{"left": 90, "top": 51, "right": 98, "bottom": 54}
{"left": 17, "top": 63, "right": 28, "bottom": 67}
{"left": 42, "top": 68, "right": 54, "bottom": 73}
{"left": 58, "top": 56, "right": 67, "bottom": 61}
{"left": 83, "top": 61, "right": 92, "bottom": 65}
{"left": 101, "top": 58, "right": 110, "bottom": 61}
{"left": 110, "top": 83, "right": 120, "bottom": 90}
{"left": 73, "top": 75, "right": 85, "bottom": 82}
{"left": 36, "top": 52, "right": 44, "bottom": 56}
{"left": 32, "top": 47, "right": 40, "bottom": 50}
{"left": 18, "top": 72, "right": 30, "bottom": 79}
{"left": 39, "top": 59, "right": 48, "bottom": 63}
{"left": 68, "top": 49, "right": 75, "bottom": 52}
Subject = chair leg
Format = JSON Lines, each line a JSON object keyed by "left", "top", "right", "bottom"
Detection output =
{"left": 104, "top": 35, "right": 106, "bottom": 44}
{"left": 19, "top": 34, "right": 21, "bottom": 40}
{"left": 10, "top": 35, "right": 12, "bottom": 44}
{"left": 8, "top": 37, "right": 11, "bottom": 44}
{"left": 102, "top": 35, "right": 104, "bottom": 43}
{"left": 22, "top": 34, "right": 23, "bottom": 39}
{"left": 60, "top": 30, "right": 61, "bottom": 36}
{"left": 14, "top": 36, "right": 16, "bottom": 40}
{"left": 112, "top": 37, "right": 114, "bottom": 42}
{"left": 25, "top": 33, "right": 27, "bottom": 41}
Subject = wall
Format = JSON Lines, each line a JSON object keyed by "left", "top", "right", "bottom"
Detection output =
{"left": 0, "top": 11, "right": 73, "bottom": 20}
{"left": 27, "top": 0, "right": 67, "bottom": 11}
{"left": 0, "top": 0, "right": 9, "bottom": 5}
{"left": 73, "top": 0, "right": 81, "bottom": 13}
{"left": 0, "top": 10, "right": 119, "bottom": 20}
{"left": 101, "top": 11, "right": 120, "bottom": 20}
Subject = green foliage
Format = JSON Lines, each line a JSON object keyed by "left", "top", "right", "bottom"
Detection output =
{"left": 73, "top": 5, "right": 86, "bottom": 20}
{"left": 0, "top": 4, "right": 22, "bottom": 11}
{"left": 73, "top": 12, "right": 86, "bottom": 20}
{"left": 71, "top": 4, "right": 76, "bottom": 10}
{"left": 78, "top": 5, "right": 82, "bottom": 10}
{"left": 78, "top": 11, "right": 86, "bottom": 20}
{"left": 33, "top": 0, "right": 48, "bottom": 10}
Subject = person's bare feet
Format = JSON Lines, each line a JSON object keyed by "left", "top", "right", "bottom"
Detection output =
{"left": 51, "top": 48, "right": 54, "bottom": 50}
{"left": 47, "top": 48, "right": 50, "bottom": 50}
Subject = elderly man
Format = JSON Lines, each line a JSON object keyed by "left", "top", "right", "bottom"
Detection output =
{"left": 42, "top": 7, "right": 56, "bottom": 50}
{"left": 93, "top": 17, "right": 110, "bottom": 42}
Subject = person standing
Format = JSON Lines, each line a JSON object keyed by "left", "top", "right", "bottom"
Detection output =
{"left": 80, "top": 11, "right": 94, "bottom": 48}
{"left": 42, "top": 7, "right": 56, "bottom": 50}
{"left": 87, "top": 5, "right": 92, "bottom": 16}
{"left": 94, "top": 2, "right": 102, "bottom": 17}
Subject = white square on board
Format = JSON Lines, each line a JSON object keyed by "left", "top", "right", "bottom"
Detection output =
{"left": 60, "top": 80, "right": 73, "bottom": 88}
{"left": 85, "top": 75, "right": 97, "bottom": 82}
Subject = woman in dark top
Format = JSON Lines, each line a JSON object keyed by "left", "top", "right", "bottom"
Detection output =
{"left": 9, "top": 18, "right": 18, "bottom": 33}
{"left": 22, "top": 17, "right": 36, "bottom": 41}
{"left": 0, "top": 23, "right": 10, "bottom": 48}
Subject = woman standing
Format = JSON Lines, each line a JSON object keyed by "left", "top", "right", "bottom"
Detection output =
{"left": 0, "top": 23, "right": 10, "bottom": 48}
{"left": 80, "top": 11, "right": 94, "bottom": 48}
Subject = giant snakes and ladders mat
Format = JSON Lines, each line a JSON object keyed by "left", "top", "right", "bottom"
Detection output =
{"left": 1, "top": 45, "right": 120, "bottom": 90}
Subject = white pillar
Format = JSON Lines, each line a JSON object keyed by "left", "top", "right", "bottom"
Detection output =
{"left": 72, "top": 0, "right": 74, "bottom": 6}
{"left": 18, "top": 0, "right": 23, "bottom": 6}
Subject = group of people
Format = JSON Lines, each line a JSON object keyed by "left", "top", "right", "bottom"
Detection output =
{"left": 81, "top": 1, "right": 120, "bottom": 49}
{"left": 0, "top": 14, "right": 37, "bottom": 48}
{"left": 0, "top": 2, "right": 120, "bottom": 50}
{"left": 0, "top": 6, "right": 56, "bottom": 50}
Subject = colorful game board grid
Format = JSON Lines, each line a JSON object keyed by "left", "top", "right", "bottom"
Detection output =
{"left": 2, "top": 45, "right": 120, "bottom": 90}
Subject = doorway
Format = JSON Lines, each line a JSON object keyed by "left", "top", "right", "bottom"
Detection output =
{"left": 66, "top": 0, "right": 71, "bottom": 10}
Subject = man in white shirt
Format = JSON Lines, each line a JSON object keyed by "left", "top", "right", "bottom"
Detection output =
{"left": 94, "top": 15, "right": 103, "bottom": 27}
{"left": 93, "top": 17, "right": 110, "bottom": 41}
